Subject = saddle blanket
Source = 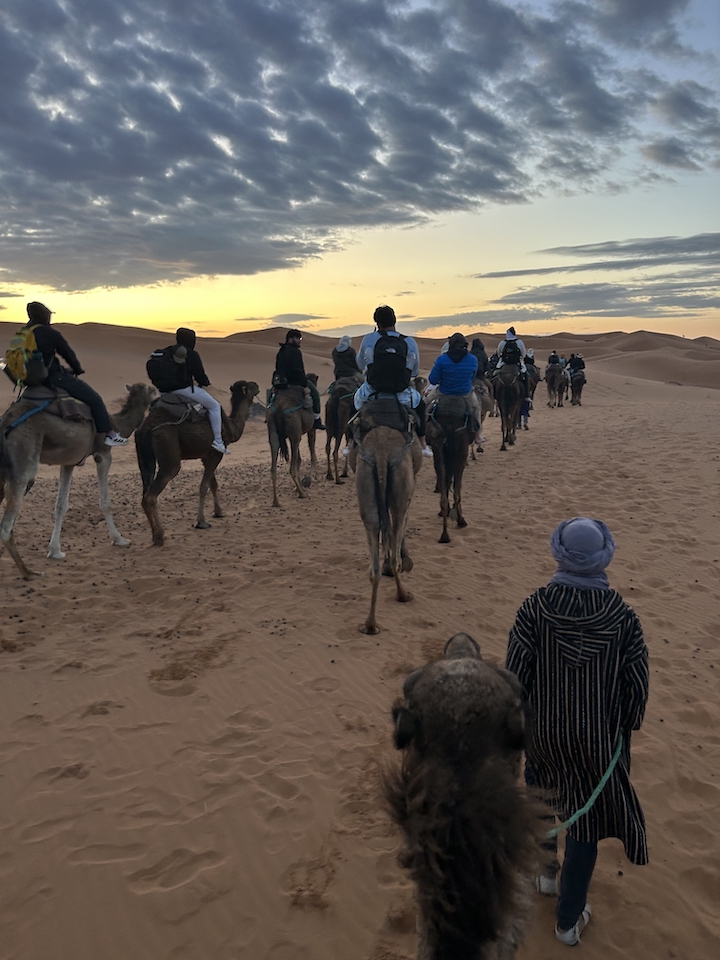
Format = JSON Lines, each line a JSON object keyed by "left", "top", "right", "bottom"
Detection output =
{"left": 356, "top": 398, "right": 415, "bottom": 438}
{"left": 20, "top": 385, "right": 92, "bottom": 421}
{"left": 152, "top": 393, "right": 208, "bottom": 422}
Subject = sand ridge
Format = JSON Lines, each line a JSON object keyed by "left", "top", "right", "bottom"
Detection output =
{"left": 1, "top": 324, "right": 719, "bottom": 959}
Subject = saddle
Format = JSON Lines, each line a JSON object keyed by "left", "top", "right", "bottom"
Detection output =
{"left": 151, "top": 393, "right": 208, "bottom": 422}
{"left": 20, "top": 385, "right": 93, "bottom": 422}
{"left": 354, "top": 397, "right": 416, "bottom": 442}
{"left": 428, "top": 394, "right": 478, "bottom": 434}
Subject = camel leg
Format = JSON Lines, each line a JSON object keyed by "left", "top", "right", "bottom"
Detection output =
{"left": 196, "top": 457, "right": 221, "bottom": 528}
{"left": 290, "top": 441, "right": 308, "bottom": 499}
{"left": 210, "top": 473, "right": 224, "bottom": 518}
{"left": 390, "top": 523, "right": 413, "bottom": 604}
{"left": 307, "top": 428, "right": 318, "bottom": 468}
{"left": 46, "top": 465, "right": 74, "bottom": 559}
{"left": 361, "top": 524, "right": 381, "bottom": 635}
{"left": 0, "top": 475, "right": 43, "bottom": 579}
{"left": 94, "top": 452, "right": 130, "bottom": 548}
{"left": 436, "top": 448, "right": 451, "bottom": 544}
{"left": 325, "top": 431, "right": 333, "bottom": 481}
{"left": 269, "top": 432, "right": 282, "bottom": 508}
{"left": 454, "top": 461, "right": 468, "bottom": 529}
{"left": 142, "top": 462, "right": 181, "bottom": 546}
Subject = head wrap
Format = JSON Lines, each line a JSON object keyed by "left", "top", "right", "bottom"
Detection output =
{"left": 447, "top": 332, "right": 468, "bottom": 363}
{"left": 549, "top": 517, "right": 615, "bottom": 590}
{"left": 337, "top": 335, "right": 351, "bottom": 352}
{"left": 505, "top": 328, "right": 517, "bottom": 341}
{"left": 441, "top": 340, "right": 450, "bottom": 355}
{"left": 27, "top": 302, "right": 53, "bottom": 324}
{"left": 527, "top": 347, "right": 534, "bottom": 358}
{"left": 176, "top": 327, "right": 196, "bottom": 349}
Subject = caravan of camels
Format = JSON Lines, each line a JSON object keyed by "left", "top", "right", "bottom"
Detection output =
{"left": 1, "top": 316, "right": 718, "bottom": 960}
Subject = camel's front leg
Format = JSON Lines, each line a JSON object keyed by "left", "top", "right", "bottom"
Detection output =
{"left": 47, "top": 464, "right": 74, "bottom": 559}
{"left": 307, "top": 427, "right": 318, "bottom": 468}
{"left": 453, "top": 461, "right": 468, "bottom": 529}
{"left": 361, "top": 523, "right": 381, "bottom": 635}
{"left": 142, "top": 462, "right": 181, "bottom": 546}
{"left": 210, "top": 473, "right": 224, "bottom": 518}
{"left": 290, "top": 442, "right": 308, "bottom": 499}
{"left": 1, "top": 475, "right": 43, "bottom": 579}
{"left": 196, "top": 456, "right": 222, "bottom": 528}
{"left": 94, "top": 453, "right": 130, "bottom": 548}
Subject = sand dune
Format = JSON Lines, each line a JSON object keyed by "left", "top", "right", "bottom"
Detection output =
{"left": 1, "top": 322, "right": 719, "bottom": 960}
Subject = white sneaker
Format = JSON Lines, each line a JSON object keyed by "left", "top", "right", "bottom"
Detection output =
{"left": 555, "top": 904, "right": 591, "bottom": 945}
{"left": 342, "top": 446, "right": 350, "bottom": 456}
{"left": 104, "top": 434, "right": 129, "bottom": 446}
{"left": 211, "top": 440, "right": 229, "bottom": 455}
{"left": 422, "top": 446, "right": 434, "bottom": 458}
{"left": 535, "top": 875, "right": 558, "bottom": 896}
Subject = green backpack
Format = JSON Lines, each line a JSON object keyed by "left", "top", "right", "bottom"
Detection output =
{"left": 3, "top": 324, "right": 49, "bottom": 387}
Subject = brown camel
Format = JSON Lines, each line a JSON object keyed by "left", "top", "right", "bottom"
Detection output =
{"left": 545, "top": 365, "right": 565, "bottom": 407}
{"left": 492, "top": 368, "right": 524, "bottom": 451}
{"left": 426, "top": 395, "right": 474, "bottom": 543}
{"left": 352, "top": 401, "right": 422, "bottom": 634}
{"left": 571, "top": 370, "right": 586, "bottom": 405}
{"left": 135, "top": 381, "right": 259, "bottom": 545}
{"left": 324, "top": 377, "right": 359, "bottom": 484}
{"left": 0, "top": 383, "right": 155, "bottom": 579}
{"left": 469, "top": 379, "right": 494, "bottom": 458}
{"left": 268, "top": 385, "right": 318, "bottom": 507}
{"left": 383, "top": 633, "right": 543, "bottom": 960}
{"left": 526, "top": 363, "right": 541, "bottom": 400}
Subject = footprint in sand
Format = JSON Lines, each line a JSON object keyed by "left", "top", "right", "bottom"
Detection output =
{"left": 68, "top": 843, "right": 146, "bottom": 864}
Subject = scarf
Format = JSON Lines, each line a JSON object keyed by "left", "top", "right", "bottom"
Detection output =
{"left": 549, "top": 517, "right": 615, "bottom": 590}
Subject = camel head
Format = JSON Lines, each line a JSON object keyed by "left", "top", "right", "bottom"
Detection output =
{"left": 230, "top": 380, "right": 260, "bottom": 401}
{"left": 126, "top": 382, "right": 157, "bottom": 405}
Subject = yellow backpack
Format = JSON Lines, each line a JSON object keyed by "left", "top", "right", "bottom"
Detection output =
{"left": 3, "top": 324, "right": 49, "bottom": 387}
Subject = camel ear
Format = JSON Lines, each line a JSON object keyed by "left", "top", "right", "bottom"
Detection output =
{"left": 126, "top": 384, "right": 131, "bottom": 391}
{"left": 392, "top": 704, "right": 419, "bottom": 750}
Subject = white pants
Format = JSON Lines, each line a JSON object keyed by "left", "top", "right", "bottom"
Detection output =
{"left": 172, "top": 386, "right": 223, "bottom": 444}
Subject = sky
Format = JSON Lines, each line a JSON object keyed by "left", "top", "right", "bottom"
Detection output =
{"left": 0, "top": 0, "right": 718, "bottom": 341}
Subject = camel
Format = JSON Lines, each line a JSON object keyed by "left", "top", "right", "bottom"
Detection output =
{"left": 492, "top": 368, "right": 524, "bottom": 451}
{"left": 545, "top": 365, "right": 565, "bottom": 407}
{"left": 426, "top": 396, "right": 474, "bottom": 543}
{"left": 571, "top": 370, "right": 586, "bottom": 405}
{"left": 469, "top": 379, "right": 494, "bottom": 459}
{"left": 324, "top": 377, "right": 359, "bottom": 484}
{"left": 383, "top": 633, "right": 543, "bottom": 960}
{"left": 526, "top": 363, "right": 542, "bottom": 400}
{"left": 0, "top": 382, "right": 155, "bottom": 579}
{"left": 352, "top": 400, "right": 422, "bottom": 634}
{"left": 135, "top": 380, "right": 259, "bottom": 545}
{"left": 267, "top": 385, "right": 318, "bottom": 507}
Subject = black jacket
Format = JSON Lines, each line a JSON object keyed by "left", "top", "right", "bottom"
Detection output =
{"left": 332, "top": 346, "right": 362, "bottom": 380}
{"left": 569, "top": 357, "right": 586, "bottom": 372}
{"left": 31, "top": 323, "right": 84, "bottom": 380}
{"left": 470, "top": 344, "right": 489, "bottom": 376}
{"left": 175, "top": 347, "right": 210, "bottom": 388}
{"left": 275, "top": 342, "right": 307, "bottom": 387}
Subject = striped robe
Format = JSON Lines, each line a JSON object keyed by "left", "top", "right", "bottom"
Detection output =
{"left": 506, "top": 584, "right": 649, "bottom": 864}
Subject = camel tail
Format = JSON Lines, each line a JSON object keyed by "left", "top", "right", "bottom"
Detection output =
{"left": 373, "top": 449, "right": 392, "bottom": 551}
{"left": 134, "top": 427, "right": 157, "bottom": 492}
{"left": 268, "top": 414, "right": 289, "bottom": 461}
{"left": 384, "top": 758, "right": 539, "bottom": 960}
{"left": 0, "top": 430, "right": 13, "bottom": 484}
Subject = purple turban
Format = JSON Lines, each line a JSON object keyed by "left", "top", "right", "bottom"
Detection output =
{"left": 549, "top": 517, "right": 615, "bottom": 590}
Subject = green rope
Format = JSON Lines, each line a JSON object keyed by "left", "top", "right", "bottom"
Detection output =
{"left": 546, "top": 732, "right": 623, "bottom": 838}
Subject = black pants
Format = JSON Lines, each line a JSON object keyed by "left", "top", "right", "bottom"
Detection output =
{"left": 48, "top": 371, "right": 112, "bottom": 433}
{"left": 414, "top": 398, "right": 426, "bottom": 437}
{"left": 307, "top": 382, "right": 321, "bottom": 415}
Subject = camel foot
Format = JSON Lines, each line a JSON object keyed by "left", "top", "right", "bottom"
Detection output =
{"left": 439, "top": 532, "right": 450, "bottom": 544}
{"left": 112, "top": 537, "right": 131, "bottom": 547}
{"left": 381, "top": 559, "right": 393, "bottom": 577}
{"left": 213, "top": 510, "right": 225, "bottom": 518}
{"left": 47, "top": 549, "right": 66, "bottom": 560}
{"left": 457, "top": 518, "right": 468, "bottom": 529}
{"left": 476, "top": 444, "right": 484, "bottom": 453}
{"left": 195, "top": 520, "right": 211, "bottom": 530}
{"left": 300, "top": 475, "right": 312, "bottom": 488}
{"left": 325, "top": 472, "right": 333, "bottom": 481}
{"left": 401, "top": 556, "right": 413, "bottom": 573}
{"left": 396, "top": 590, "right": 413, "bottom": 603}
{"left": 360, "top": 622, "right": 379, "bottom": 635}
{"left": 22, "top": 569, "right": 44, "bottom": 580}
{"left": 152, "top": 534, "right": 165, "bottom": 547}
{"left": 334, "top": 478, "right": 345, "bottom": 485}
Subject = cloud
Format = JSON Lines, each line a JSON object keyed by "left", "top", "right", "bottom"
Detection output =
{"left": 0, "top": 0, "right": 716, "bottom": 290}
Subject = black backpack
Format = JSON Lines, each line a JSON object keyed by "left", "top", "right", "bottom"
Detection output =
{"left": 146, "top": 346, "right": 187, "bottom": 393}
{"left": 366, "top": 332, "right": 411, "bottom": 394}
{"left": 501, "top": 339, "right": 521, "bottom": 365}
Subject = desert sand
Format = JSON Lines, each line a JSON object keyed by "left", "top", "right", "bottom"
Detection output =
{"left": 1, "top": 322, "right": 719, "bottom": 960}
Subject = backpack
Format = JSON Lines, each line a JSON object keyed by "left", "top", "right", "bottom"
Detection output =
{"left": 501, "top": 339, "right": 521, "bottom": 365}
{"left": 146, "top": 346, "right": 188, "bottom": 393}
{"left": 3, "top": 324, "right": 49, "bottom": 387}
{"left": 366, "top": 332, "right": 411, "bottom": 394}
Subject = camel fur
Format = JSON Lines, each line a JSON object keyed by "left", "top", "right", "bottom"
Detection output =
{"left": 0, "top": 382, "right": 155, "bottom": 579}
{"left": 324, "top": 376, "right": 359, "bottom": 484}
{"left": 267, "top": 384, "right": 317, "bottom": 507}
{"left": 135, "top": 380, "right": 259, "bottom": 545}
{"left": 384, "top": 633, "right": 543, "bottom": 960}
{"left": 426, "top": 395, "right": 474, "bottom": 543}
{"left": 353, "top": 403, "right": 422, "bottom": 634}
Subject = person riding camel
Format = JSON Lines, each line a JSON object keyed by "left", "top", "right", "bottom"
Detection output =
{"left": 470, "top": 338, "right": 489, "bottom": 377}
{"left": 494, "top": 326, "right": 529, "bottom": 396}
{"left": 570, "top": 353, "right": 586, "bottom": 373}
{"left": 354, "top": 305, "right": 432, "bottom": 456}
{"left": 164, "top": 327, "right": 229, "bottom": 455}
{"left": 426, "top": 333, "right": 481, "bottom": 441}
{"left": 273, "top": 329, "right": 325, "bottom": 430}
{"left": 21, "top": 302, "right": 128, "bottom": 447}
{"left": 331, "top": 335, "right": 363, "bottom": 385}
{"left": 548, "top": 350, "right": 561, "bottom": 365}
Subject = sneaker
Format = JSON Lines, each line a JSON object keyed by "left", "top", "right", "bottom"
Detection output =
{"left": 422, "top": 446, "right": 434, "bottom": 458}
{"left": 104, "top": 434, "right": 129, "bottom": 446}
{"left": 477, "top": 436, "right": 487, "bottom": 444}
{"left": 535, "top": 875, "right": 558, "bottom": 897}
{"left": 314, "top": 420, "right": 327, "bottom": 431}
{"left": 211, "top": 440, "right": 229, "bottom": 455}
{"left": 555, "top": 904, "right": 591, "bottom": 945}
{"left": 342, "top": 446, "right": 350, "bottom": 456}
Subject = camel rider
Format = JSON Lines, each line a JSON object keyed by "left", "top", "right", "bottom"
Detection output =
{"left": 274, "top": 330, "right": 325, "bottom": 430}
{"left": 548, "top": 350, "right": 561, "bottom": 365}
{"left": 470, "top": 338, "right": 489, "bottom": 377}
{"left": 22, "top": 302, "right": 128, "bottom": 446}
{"left": 569, "top": 353, "right": 586, "bottom": 374}
{"left": 331, "top": 336, "right": 363, "bottom": 384}
{"left": 525, "top": 347, "right": 537, "bottom": 369}
{"left": 166, "top": 328, "right": 228, "bottom": 455}
{"left": 494, "top": 326, "right": 529, "bottom": 396}
{"left": 355, "top": 305, "right": 432, "bottom": 456}
{"left": 427, "top": 333, "right": 481, "bottom": 440}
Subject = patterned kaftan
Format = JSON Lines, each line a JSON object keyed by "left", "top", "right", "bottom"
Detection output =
{"left": 506, "top": 584, "right": 649, "bottom": 864}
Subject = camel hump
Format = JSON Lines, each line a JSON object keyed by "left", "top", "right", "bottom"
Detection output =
{"left": 432, "top": 394, "right": 469, "bottom": 419}
{"left": 12, "top": 386, "right": 93, "bottom": 423}
{"left": 357, "top": 398, "right": 413, "bottom": 436}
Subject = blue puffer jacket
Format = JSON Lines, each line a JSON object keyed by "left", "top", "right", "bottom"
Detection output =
{"left": 429, "top": 353, "right": 478, "bottom": 395}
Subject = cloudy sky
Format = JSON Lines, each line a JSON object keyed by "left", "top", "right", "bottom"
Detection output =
{"left": 0, "top": 0, "right": 718, "bottom": 338}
